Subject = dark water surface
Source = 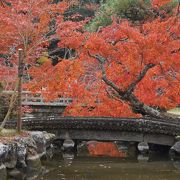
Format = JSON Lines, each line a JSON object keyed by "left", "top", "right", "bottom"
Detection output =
{"left": 41, "top": 153, "right": 180, "bottom": 180}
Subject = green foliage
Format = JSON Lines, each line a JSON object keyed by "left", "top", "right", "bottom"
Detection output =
{"left": 86, "top": 0, "right": 152, "bottom": 31}
{"left": 86, "top": 0, "right": 178, "bottom": 32}
{"left": 160, "top": 0, "right": 179, "bottom": 13}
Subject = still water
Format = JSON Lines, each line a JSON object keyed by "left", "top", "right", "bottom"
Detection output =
{"left": 41, "top": 153, "right": 180, "bottom": 180}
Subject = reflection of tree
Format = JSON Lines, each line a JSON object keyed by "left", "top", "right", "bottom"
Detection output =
{"left": 88, "top": 142, "right": 127, "bottom": 157}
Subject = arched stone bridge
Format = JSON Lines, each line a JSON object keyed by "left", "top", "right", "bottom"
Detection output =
{"left": 6, "top": 117, "right": 180, "bottom": 147}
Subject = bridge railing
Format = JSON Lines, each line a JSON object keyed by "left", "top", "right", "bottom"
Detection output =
{"left": 2, "top": 90, "right": 72, "bottom": 106}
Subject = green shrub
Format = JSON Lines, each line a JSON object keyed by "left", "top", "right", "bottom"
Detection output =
{"left": 86, "top": 0, "right": 152, "bottom": 31}
{"left": 159, "top": 0, "right": 179, "bottom": 14}
{"left": 86, "top": 0, "right": 178, "bottom": 32}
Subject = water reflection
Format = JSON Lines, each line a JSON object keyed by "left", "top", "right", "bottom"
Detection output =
{"left": 62, "top": 152, "right": 75, "bottom": 166}
{"left": 42, "top": 153, "right": 180, "bottom": 180}
{"left": 87, "top": 142, "right": 127, "bottom": 158}
{"left": 137, "top": 154, "right": 149, "bottom": 162}
{"left": 41, "top": 140, "right": 180, "bottom": 180}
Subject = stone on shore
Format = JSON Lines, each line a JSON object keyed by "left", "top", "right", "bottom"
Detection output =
{"left": 0, "top": 143, "right": 8, "bottom": 162}
{"left": 29, "top": 131, "right": 46, "bottom": 157}
{"left": 0, "top": 130, "right": 55, "bottom": 178}
{"left": 4, "top": 143, "right": 17, "bottom": 169}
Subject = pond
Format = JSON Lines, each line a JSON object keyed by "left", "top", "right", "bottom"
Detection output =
{"left": 41, "top": 152, "right": 180, "bottom": 180}
{"left": 42, "top": 155, "right": 180, "bottom": 180}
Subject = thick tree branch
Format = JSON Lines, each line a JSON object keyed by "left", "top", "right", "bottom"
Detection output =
{"left": 101, "top": 64, "right": 125, "bottom": 97}
{"left": 88, "top": 52, "right": 176, "bottom": 119}
{"left": 124, "top": 63, "right": 155, "bottom": 97}
{"left": 88, "top": 52, "right": 125, "bottom": 96}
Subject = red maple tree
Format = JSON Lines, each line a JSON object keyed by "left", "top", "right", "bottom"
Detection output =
{"left": 51, "top": 0, "right": 179, "bottom": 118}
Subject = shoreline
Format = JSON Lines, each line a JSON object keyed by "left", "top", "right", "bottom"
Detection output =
{"left": 0, "top": 129, "right": 55, "bottom": 179}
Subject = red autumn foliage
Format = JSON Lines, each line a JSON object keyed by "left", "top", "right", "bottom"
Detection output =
{"left": 0, "top": 0, "right": 69, "bottom": 90}
{"left": 55, "top": 0, "right": 179, "bottom": 118}
{"left": 152, "top": 0, "right": 173, "bottom": 7}
{"left": 1, "top": 0, "right": 179, "bottom": 118}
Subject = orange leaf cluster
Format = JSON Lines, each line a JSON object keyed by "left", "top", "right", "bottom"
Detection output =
{"left": 152, "top": 0, "right": 173, "bottom": 7}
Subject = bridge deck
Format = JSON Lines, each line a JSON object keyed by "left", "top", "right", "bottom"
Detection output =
{"left": 6, "top": 117, "right": 180, "bottom": 136}
{"left": 6, "top": 117, "right": 180, "bottom": 146}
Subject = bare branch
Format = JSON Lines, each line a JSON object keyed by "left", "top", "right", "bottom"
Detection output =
{"left": 88, "top": 52, "right": 106, "bottom": 64}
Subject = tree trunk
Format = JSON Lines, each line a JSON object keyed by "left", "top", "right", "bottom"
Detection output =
{"left": 0, "top": 85, "right": 18, "bottom": 130}
{"left": 127, "top": 94, "right": 179, "bottom": 120}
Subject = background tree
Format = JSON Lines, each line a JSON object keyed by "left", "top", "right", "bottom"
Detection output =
{"left": 0, "top": 0, "right": 69, "bottom": 127}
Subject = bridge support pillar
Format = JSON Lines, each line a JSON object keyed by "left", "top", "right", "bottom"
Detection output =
{"left": 138, "top": 142, "right": 149, "bottom": 154}
{"left": 62, "top": 139, "right": 75, "bottom": 152}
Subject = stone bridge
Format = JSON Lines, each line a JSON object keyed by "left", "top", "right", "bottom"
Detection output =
{"left": 6, "top": 117, "right": 180, "bottom": 147}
